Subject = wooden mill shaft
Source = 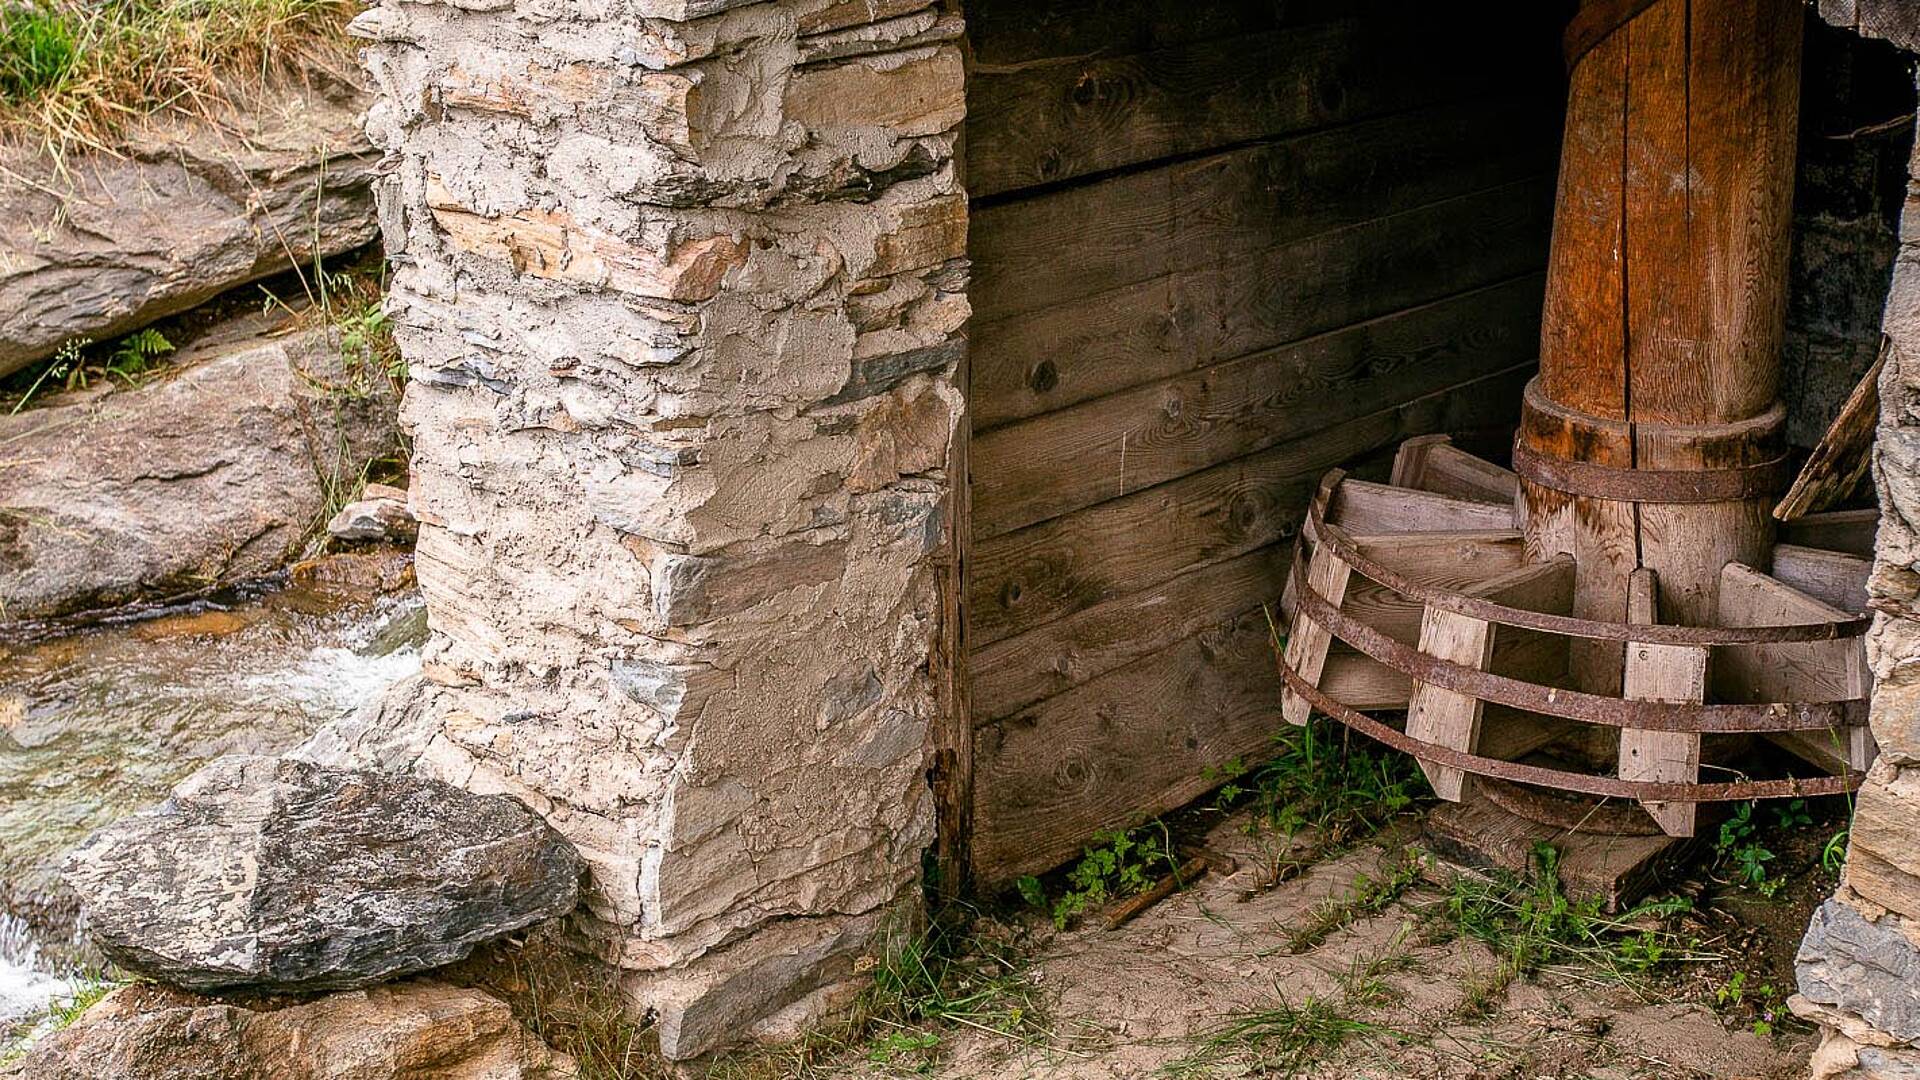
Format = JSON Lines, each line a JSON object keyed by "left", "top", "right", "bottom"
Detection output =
{"left": 1280, "top": 0, "right": 1874, "bottom": 871}
{"left": 1520, "top": 0, "right": 1805, "bottom": 695}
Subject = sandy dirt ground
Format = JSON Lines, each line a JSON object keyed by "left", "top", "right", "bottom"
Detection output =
{"left": 818, "top": 815, "right": 1814, "bottom": 1080}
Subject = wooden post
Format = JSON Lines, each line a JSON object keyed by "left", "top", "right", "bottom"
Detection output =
{"left": 1620, "top": 568, "right": 1707, "bottom": 837}
{"left": 1521, "top": 0, "right": 1802, "bottom": 695}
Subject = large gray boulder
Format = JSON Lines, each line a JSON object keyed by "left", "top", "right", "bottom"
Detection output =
{"left": 63, "top": 756, "right": 583, "bottom": 993}
{"left": 0, "top": 981, "right": 577, "bottom": 1080}
{"left": 0, "top": 313, "right": 399, "bottom": 622}
{"left": 0, "top": 84, "right": 378, "bottom": 379}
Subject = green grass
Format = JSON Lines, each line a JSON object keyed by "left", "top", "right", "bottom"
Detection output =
{"left": 1425, "top": 843, "right": 1710, "bottom": 984}
{"left": 710, "top": 906, "right": 1051, "bottom": 1079}
{"left": 0, "top": 5, "right": 75, "bottom": 102}
{"left": 0, "top": 0, "right": 355, "bottom": 153}
{"left": 1282, "top": 851, "right": 1421, "bottom": 954}
{"left": 1206, "top": 712, "right": 1429, "bottom": 886}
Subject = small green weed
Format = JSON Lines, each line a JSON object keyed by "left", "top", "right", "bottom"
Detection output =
{"left": 1823, "top": 828, "right": 1850, "bottom": 874}
{"left": 1163, "top": 993, "right": 1394, "bottom": 1077}
{"left": 1206, "top": 713, "right": 1428, "bottom": 893}
{"left": 1430, "top": 843, "right": 1706, "bottom": 983}
{"left": 1021, "top": 821, "right": 1176, "bottom": 930}
{"left": 4, "top": 327, "right": 171, "bottom": 413}
{"left": 1715, "top": 802, "right": 1784, "bottom": 898}
{"left": 1714, "top": 971, "right": 1787, "bottom": 1037}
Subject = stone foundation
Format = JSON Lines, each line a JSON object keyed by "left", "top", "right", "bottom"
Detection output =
{"left": 349, "top": 0, "right": 965, "bottom": 1058}
{"left": 1797, "top": 5, "right": 1920, "bottom": 1077}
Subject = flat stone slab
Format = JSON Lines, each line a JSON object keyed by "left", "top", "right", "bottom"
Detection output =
{"left": 0, "top": 980, "right": 577, "bottom": 1079}
{"left": 64, "top": 755, "right": 584, "bottom": 993}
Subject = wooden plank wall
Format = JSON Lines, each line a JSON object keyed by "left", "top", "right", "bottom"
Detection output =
{"left": 963, "top": 0, "right": 1569, "bottom": 884}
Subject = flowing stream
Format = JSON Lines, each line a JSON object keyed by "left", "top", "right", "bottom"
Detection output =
{"left": 0, "top": 572, "right": 425, "bottom": 1036}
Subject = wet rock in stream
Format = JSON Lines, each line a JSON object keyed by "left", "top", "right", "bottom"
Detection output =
{"left": 63, "top": 756, "right": 582, "bottom": 993}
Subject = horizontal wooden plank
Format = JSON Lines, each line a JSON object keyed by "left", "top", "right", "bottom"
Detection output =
{"left": 967, "top": 363, "right": 1536, "bottom": 646}
{"left": 967, "top": 14, "right": 1560, "bottom": 198}
{"left": 969, "top": 546, "right": 1287, "bottom": 724}
{"left": 1329, "top": 480, "right": 1518, "bottom": 535}
{"left": 965, "top": 0, "right": 1360, "bottom": 66}
{"left": 1771, "top": 543, "right": 1871, "bottom": 614}
{"left": 972, "top": 100, "right": 1557, "bottom": 320}
{"left": 971, "top": 609, "right": 1283, "bottom": 883}
{"left": 1778, "top": 508, "right": 1879, "bottom": 558}
{"left": 971, "top": 275, "right": 1543, "bottom": 537}
{"left": 971, "top": 188, "right": 1553, "bottom": 433}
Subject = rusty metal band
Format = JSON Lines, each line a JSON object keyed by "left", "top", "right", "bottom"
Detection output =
{"left": 1510, "top": 441, "right": 1796, "bottom": 504}
{"left": 1309, "top": 509, "right": 1868, "bottom": 646}
{"left": 1277, "top": 660, "right": 1863, "bottom": 802}
{"left": 1287, "top": 560, "right": 1867, "bottom": 733}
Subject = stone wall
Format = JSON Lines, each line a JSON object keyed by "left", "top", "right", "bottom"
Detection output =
{"left": 343, "top": 0, "right": 967, "bottom": 1059}
{"left": 1797, "top": 5, "right": 1920, "bottom": 1077}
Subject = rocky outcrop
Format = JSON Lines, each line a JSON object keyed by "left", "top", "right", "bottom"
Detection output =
{"left": 63, "top": 755, "right": 583, "bottom": 992}
{"left": 0, "top": 85, "right": 379, "bottom": 379}
{"left": 0, "top": 314, "right": 399, "bottom": 622}
{"left": 327, "top": 482, "right": 416, "bottom": 542}
{"left": 0, "top": 981, "right": 575, "bottom": 1080}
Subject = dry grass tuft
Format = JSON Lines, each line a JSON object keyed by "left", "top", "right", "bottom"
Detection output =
{"left": 0, "top": 0, "right": 356, "bottom": 156}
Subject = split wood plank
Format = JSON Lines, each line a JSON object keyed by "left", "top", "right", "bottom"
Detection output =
{"left": 967, "top": 15, "right": 1560, "bottom": 198}
{"left": 972, "top": 102, "right": 1558, "bottom": 322}
{"left": 1390, "top": 435, "right": 1521, "bottom": 508}
{"left": 1771, "top": 544, "right": 1871, "bottom": 614}
{"left": 1715, "top": 562, "right": 1874, "bottom": 776}
{"left": 969, "top": 610, "right": 1283, "bottom": 884}
{"left": 1405, "top": 557, "right": 1574, "bottom": 801}
{"left": 968, "top": 366, "right": 1533, "bottom": 646}
{"left": 1328, "top": 480, "right": 1517, "bottom": 535}
{"left": 972, "top": 187, "right": 1552, "bottom": 434}
{"left": 1776, "top": 340, "right": 1886, "bottom": 520}
{"left": 971, "top": 277, "right": 1542, "bottom": 537}
{"left": 1619, "top": 568, "right": 1707, "bottom": 837}
{"left": 1778, "top": 509, "right": 1880, "bottom": 558}
{"left": 1281, "top": 542, "right": 1353, "bottom": 726}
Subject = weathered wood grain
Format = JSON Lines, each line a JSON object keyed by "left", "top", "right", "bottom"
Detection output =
{"left": 1280, "top": 543, "right": 1354, "bottom": 725}
{"left": 971, "top": 102, "right": 1554, "bottom": 322}
{"left": 1328, "top": 480, "right": 1518, "bottom": 535}
{"left": 1715, "top": 562, "right": 1874, "bottom": 775}
{"left": 1776, "top": 340, "right": 1885, "bottom": 520}
{"left": 971, "top": 191, "right": 1551, "bottom": 433}
{"left": 1390, "top": 437, "right": 1521, "bottom": 506}
{"left": 967, "top": 366, "right": 1534, "bottom": 646}
{"left": 970, "top": 610, "right": 1282, "bottom": 883}
{"left": 1619, "top": 568, "right": 1707, "bottom": 837}
{"left": 968, "top": 546, "right": 1288, "bottom": 724}
{"left": 1779, "top": 509, "right": 1880, "bottom": 557}
{"left": 1770, "top": 543, "right": 1871, "bottom": 614}
{"left": 971, "top": 276, "right": 1542, "bottom": 538}
{"left": 967, "top": 20, "right": 1554, "bottom": 197}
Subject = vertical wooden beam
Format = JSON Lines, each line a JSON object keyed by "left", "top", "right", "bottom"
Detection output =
{"left": 1524, "top": 0, "right": 1802, "bottom": 696}
{"left": 1280, "top": 543, "right": 1353, "bottom": 726}
{"left": 1619, "top": 568, "right": 1706, "bottom": 837}
{"left": 1406, "top": 608, "right": 1494, "bottom": 801}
